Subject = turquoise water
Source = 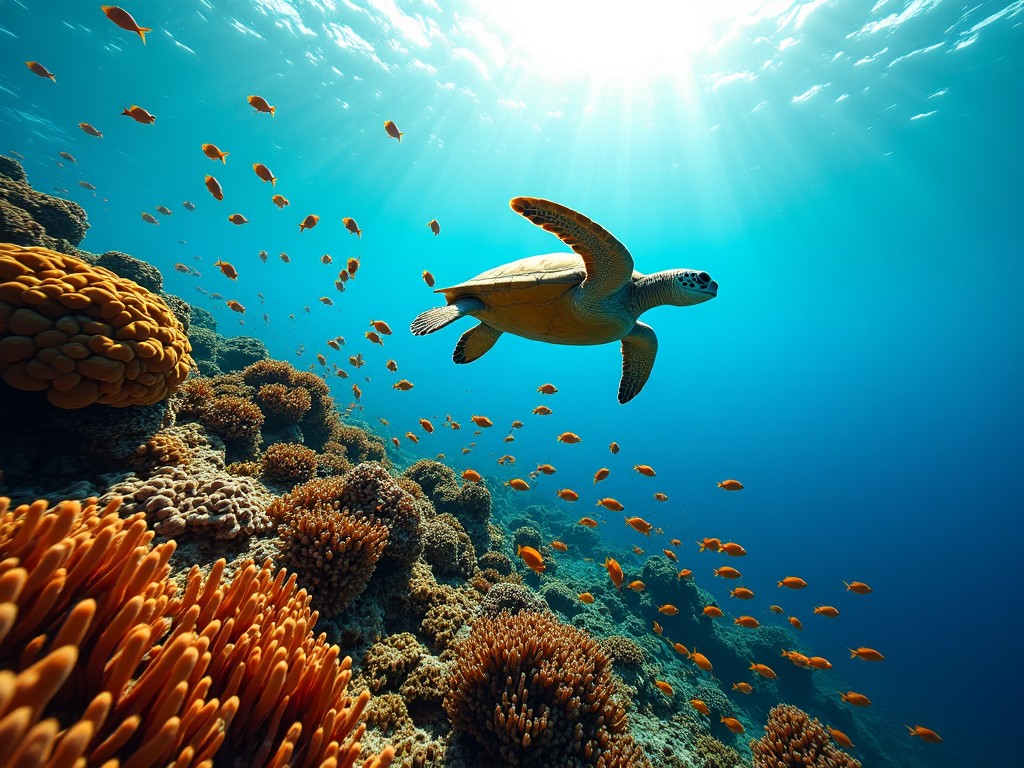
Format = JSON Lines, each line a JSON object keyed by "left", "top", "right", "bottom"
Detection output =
{"left": 3, "top": 1, "right": 1022, "bottom": 765}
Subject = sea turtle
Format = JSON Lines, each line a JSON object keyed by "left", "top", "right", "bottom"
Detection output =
{"left": 410, "top": 197, "right": 718, "bottom": 403}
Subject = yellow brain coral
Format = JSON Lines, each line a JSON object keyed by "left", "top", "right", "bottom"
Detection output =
{"left": 0, "top": 243, "right": 193, "bottom": 408}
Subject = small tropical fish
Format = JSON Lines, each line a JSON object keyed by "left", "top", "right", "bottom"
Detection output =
{"left": 370, "top": 320, "right": 393, "bottom": 335}
{"left": 593, "top": 468, "right": 610, "bottom": 483}
{"left": 101, "top": 6, "right": 152, "bottom": 43}
{"left": 365, "top": 331, "right": 383, "bottom": 345}
{"left": 351, "top": 384, "right": 362, "bottom": 400}
{"left": 663, "top": 549, "right": 677, "bottom": 562}
{"left": 471, "top": 415, "right": 493, "bottom": 427}
{"left": 697, "top": 537, "right": 722, "bottom": 552}
{"left": 840, "top": 691, "right": 871, "bottom": 707}
{"left": 690, "top": 651, "right": 713, "bottom": 672}
{"left": 272, "top": 194, "right": 289, "bottom": 208}
{"left": 205, "top": 175, "right": 224, "bottom": 201}
{"left": 316, "top": 353, "right": 327, "bottom": 366}
{"left": 247, "top": 94, "right": 276, "bottom": 116}
{"left": 814, "top": 606, "right": 840, "bottom": 618}
{"left": 730, "top": 587, "right": 754, "bottom": 600}
{"left": 405, "top": 431, "right": 418, "bottom": 443}
{"left": 511, "top": 420, "right": 524, "bottom": 429}
{"left": 202, "top": 143, "right": 229, "bottom": 163}
{"left": 604, "top": 556, "right": 624, "bottom": 589}
{"left": 631, "top": 545, "right": 644, "bottom": 556}
{"left": 343, "top": 217, "right": 362, "bottom": 237}
{"left": 386, "top": 359, "right": 398, "bottom": 372}
{"left": 79, "top": 181, "right": 97, "bottom": 190}
{"left": 673, "top": 642, "right": 688, "bottom": 655}
{"left": 550, "top": 541, "right": 567, "bottom": 552}
{"left": 778, "top": 576, "right": 808, "bottom": 589}
{"left": 849, "top": 647, "right": 884, "bottom": 662}
{"left": 280, "top": 252, "right": 290, "bottom": 263}
{"left": 905, "top": 725, "right": 942, "bottom": 743}
{"left": 596, "top": 498, "right": 623, "bottom": 512}
{"left": 252, "top": 162, "right": 276, "bottom": 185}
{"left": 654, "top": 492, "right": 668, "bottom": 501}
{"left": 459, "top": 469, "right": 482, "bottom": 483}
{"left": 532, "top": 405, "right": 553, "bottom": 415}
{"left": 714, "top": 567, "right": 742, "bottom": 579}
{"left": 384, "top": 120, "right": 403, "bottom": 141}
{"left": 718, "top": 479, "right": 744, "bottom": 490}
{"left": 536, "top": 464, "right": 556, "bottom": 475}
{"left": 391, "top": 437, "right": 400, "bottom": 447}
{"left": 625, "top": 516, "right": 652, "bottom": 535}
{"left": 506, "top": 478, "right": 530, "bottom": 491}
{"left": 677, "top": 568, "right": 693, "bottom": 579}
{"left": 258, "top": 250, "right": 268, "bottom": 262}
{"left": 720, "top": 717, "right": 744, "bottom": 734}
{"left": 788, "top": 616, "right": 803, "bottom": 630}
{"left": 299, "top": 214, "right": 319, "bottom": 232}
{"left": 321, "top": 254, "right": 333, "bottom": 264}
{"left": 25, "top": 61, "right": 56, "bottom": 81}
{"left": 183, "top": 200, "right": 196, "bottom": 211}
{"left": 80, "top": 122, "right": 104, "bottom": 138}
{"left": 578, "top": 592, "right": 594, "bottom": 603}
{"left": 228, "top": 213, "right": 248, "bottom": 225}
{"left": 141, "top": 212, "right": 158, "bottom": 224}
{"left": 609, "top": 441, "right": 620, "bottom": 454}
{"left": 690, "top": 699, "right": 710, "bottom": 716}
{"left": 782, "top": 650, "right": 810, "bottom": 667}
{"left": 557, "top": 489, "right": 580, "bottom": 502}
{"left": 750, "top": 663, "right": 776, "bottom": 679}
{"left": 633, "top": 464, "right": 656, "bottom": 477}
{"left": 59, "top": 151, "right": 76, "bottom": 163}
{"left": 497, "top": 454, "right": 515, "bottom": 464}
{"left": 732, "top": 682, "right": 753, "bottom": 694}
{"left": 422, "top": 270, "right": 435, "bottom": 287}
{"left": 734, "top": 616, "right": 759, "bottom": 629}
{"left": 627, "top": 580, "right": 645, "bottom": 592}
{"left": 808, "top": 656, "right": 832, "bottom": 670}
{"left": 155, "top": 205, "right": 172, "bottom": 215}
{"left": 845, "top": 580, "right": 873, "bottom": 594}
{"left": 226, "top": 300, "right": 245, "bottom": 313}
{"left": 427, "top": 219, "right": 440, "bottom": 235}
{"left": 703, "top": 606, "right": 724, "bottom": 618}
{"left": 658, "top": 604, "right": 679, "bottom": 616}
{"left": 121, "top": 105, "right": 155, "bottom": 124}
{"left": 769, "top": 605, "right": 784, "bottom": 614}
{"left": 720, "top": 542, "right": 747, "bottom": 557}
{"left": 557, "top": 431, "right": 581, "bottom": 444}
{"left": 829, "top": 728, "right": 855, "bottom": 749}
{"left": 655, "top": 681, "right": 674, "bottom": 696}
{"left": 537, "top": 383, "right": 558, "bottom": 394}
{"left": 669, "top": 538, "right": 681, "bottom": 547}
{"left": 213, "top": 260, "right": 238, "bottom": 279}
{"left": 517, "top": 544, "right": 545, "bottom": 573}
{"left": 347, "top": 257, "right": 360, "bottom": 277}
{"left": 393, "top": 379, "right": 414, "bottom": 390}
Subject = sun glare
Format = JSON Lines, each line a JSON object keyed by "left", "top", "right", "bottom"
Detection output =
{"left": 476, "top": 0, "right": 761, "bottom": 82}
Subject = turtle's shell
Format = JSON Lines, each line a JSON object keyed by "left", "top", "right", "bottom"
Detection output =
{"left": 438, "top": 253, "right": 630, "bottom": 344}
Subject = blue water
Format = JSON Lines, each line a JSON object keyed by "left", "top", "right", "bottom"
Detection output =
{"left": 3, "top": 1, "right": 1022, "bottom": 765}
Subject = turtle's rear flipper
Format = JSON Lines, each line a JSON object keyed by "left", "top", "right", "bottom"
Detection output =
{"left": 454, "top": 322, "right": 503, "bottom": 364}
{"left": 618, "top": 321, "right": 658, "bottom": 404}
{"left": 410, "top": 298, "right": 483, "bottom": 335}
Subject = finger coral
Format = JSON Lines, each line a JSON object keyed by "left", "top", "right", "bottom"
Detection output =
{"left": 445, "top": 610, "right": 649, "bottom": 767}
{"left": 0, "top": 243, "right": 193, "bottom": 408}
{"left": 261, "top": 441, "right": 318, "bottom": 486}
{"left": 751, "top": 704, "right": 862, "bottom": 768}
{"left": 0, "top": 495, "right": 396, "bottom": 768}
{"left": 276, "top": 503, "right": 389, "bottom": 617}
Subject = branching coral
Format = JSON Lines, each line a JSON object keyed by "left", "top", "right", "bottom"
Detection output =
{"left": 199, "top": 394, "right": 264, "bottom": 444}
{"left": 445, "top": 611, "right": 649, "bottom": 767}
{"left": 752, "top": 704, "right": 861, "bottom": 768}
{"left": 276, "top": 504, "right": 389, "bottom": 617}
{"left": 261, "top": 441, "right": 319, "bottom": 486}
{"left": 258, "top": 382, "right": 312, "bottom": 424}
{"left": 0, "top": 244, "right": 193, "bottom": 408}
{"left": 132, "top": 429, "right": 191, "bottom": 468}
{"left": 0, "top": 495, "right": 395, "bottom": 767}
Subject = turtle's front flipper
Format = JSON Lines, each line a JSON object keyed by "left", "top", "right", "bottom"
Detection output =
{"left": 454, "top": 322, "right": 503, "bottom": 364}
{"left": 410, "top": 297, "right": 483, "bottom": 336}
{"left": 618, "top": 321, "right": 658, "bottom": 404}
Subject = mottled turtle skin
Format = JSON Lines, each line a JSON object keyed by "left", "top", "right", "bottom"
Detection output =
{"left": 411, "top": 197, "right": 718, "bottom": 403}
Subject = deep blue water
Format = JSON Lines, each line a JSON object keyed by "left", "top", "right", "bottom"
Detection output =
{"left": 2, "top": 1, "right": 1022, "bottom": 765}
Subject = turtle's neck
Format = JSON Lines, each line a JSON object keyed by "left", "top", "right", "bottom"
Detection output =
{"left": 630, "top": 272, "right": 678, "bottom": 317}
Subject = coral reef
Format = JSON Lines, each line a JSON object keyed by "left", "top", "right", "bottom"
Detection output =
{"left": 422, "top": 513, "right": 477, "bottom": 578}
{"left": 403, "top": 459, "right": 491, "bottom": 552}
{"left": 445, "top": 610, "right": 650, "bottom": 767}
{"left": 695, "top": 734, "right": 746, "bottom": 768}
{"left": 277, "top": 504, "right": 389, "bottom": 617}
{"left": 600, "top": 635, "right": 648, "bottom": 670}
{"left": 93, "top": 249, "right": 163, "bottom": 292}
{"left": 200, "top": 394, "right": 264, "bottom": 447}
{"left": 359, "top": 633, "right": 427, "bottom": 693}
{"left": 0, "top": 495, "right": 395, "bottom": 768}
{"left": 0, "top": 244, "right": 193, "bottom": 408}
{"left": 104, "top": 464, "right": 274, "bottom": 539}
{"left": 132, "top": 428, "right": 191, "bottom": 469}
{"left": 751, "top": 704, "right": 861, "bottom": 768}
{"left": 479, "top": 581, "right": 549, "bottom": 618}
{"left": 258, "top": 381, "right": 312, "bottom": 423}
{"left": 334, "top": 423, "right": 389, "bottom": 465}
{"left": 217, "top": 334, "right": 269, "bottom": 372}
{"left": 261, "top": 441, "right": 318, "bottom": 485}
{"left": 0, "top": 155, "right": 88, "bottom": 251}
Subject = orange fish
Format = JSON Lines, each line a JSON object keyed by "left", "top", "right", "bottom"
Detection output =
{"left": 347, "top": 258, "right": 360, "bottom": 277}
{"left": 506, "top": 478, "right": 530, "bottom": 491}
{"left": 558, "top": 490, "right": 580, "bottom": 502}
{"left": 252, "top": 162, "right": 276, "bottom": 185}
{"left": 669, "top": 538, "right": 682, "bottom": 547}
{"left": 658, "top": 604, "right": 679, "bottom": 616}
{"left": 703, "top": 605, "right": 724, "bottom": 618}
{"left": 778, "top": 576, "right": 808, "bottom": 589}
{"left": 720, "top": 717, "right": 744, "bottom": 734}
{"left": 299, "top": 214, "right": 319, "bottom": 232}
{"left": 226, "top": 300, "right": 245, "bottom": 313}
{"left": 730, "top": 587, "right": 754, "bottom": 600}
{"left": 405, "top": 431, "right": 418, "bottom": 444}
{"left": 633, "top": 464, "right": 656, "bottom": 477}
{"left": 461, "top": 469, "right": 482, "bottom": 482}
{"left": 532, "top": 405, "right": 553, "bottom": 415}
{"left": 140, "top": 212, "right": 158, "bottom": 224}
{"left": 654, "top": 492, "right": 668, "bottom": 502}
{"left": 828, "top": 728, "right": 855, "bottom": 749}
{"left": 717, "top": 479, "right": 744, "bottom": 490}
{"left": 627, "top": 580, "right": 646, "bottom": 592}
{"left": 720, "top": 542, "right": 747, "bottom": 557}
{"left": 814, "top": 606, "right": 840, "bottom": 618}
{"left": 321, "top": 254, "right": 333, "bottom": 264}
{"left": 845, "top": 580, "right": 873, "bottom": 594}
{"left": 517, "top": 544, "right": 545, "bottom": 573}
{"left": 536, "top": 464, "right": 556, "bottom": 475}
{"left": 593, "top": 468, "right": 610, "bottom": 483}
{"left": 578, "top": 592, "right": 594, "bottom": 603}
{"left": 604, "top": 556, "right": 624, "bottom": 589}
{"left": 343, "top": 217, "right": 362, "bottom": 237}
{"left": 228, "top": 213, "right": 248, "bottom": 225}
{"left": 609, "top": 441, "right": 620, "bottom": 454}
{"left": 365, "top": 331, "right": 383, "bottom": 345}
{"left": 732, "top": 682, "right": 753, "bottom": 694}
{"left": 673, "top": 642, "right": 688, "bottom": 655}
{"left": 383, "top": 120, "right": 403, "bottom": 141}
{"left": 25, "top": 61, "right": 56, "bottom": 82}
{"left": 625, "top": 516, "right": 652, "bottom": 534}
{"left": 204, "top": 175, "right": 224, "bottom": 201}
{"left": 418, "top": 418, "right": 434, "bottom": 433}
{"left": 714, "top": 567, "right": 742, "bottom": 579}
{"left": 677, "top": 568, "right": 693, "bottom": 579}
{"left": 352, "top": 384, "right": 361, "bottom": 400}
{"left": 557, "top": 431, "right": 581, "bottom": 444}
{"left": 213, "top": 260, "right": 238, "bottom": 280}
{"left": 537, "top": 383, "right": 558, "bottom": 394}
{"left": 393, "top": 379, "right": 414, "bottom": 390}
{"left": 121, "top": 105, "right": 155, "bottom": 124}
{"left": 663, "top": 549, "right": 677, "bottom": 562}
{"left": 422, "top": 270, "right": 435, "bottom": 287}
{"left": 697, "top": 538, "right": 721, "bottom": 552}
{"left": 258, "top": 250, "right": 268, "bottom": 262}
{"left": 690, "top": 651, "right": 713, "bottom": 672}
{"left": 769, "top": 605, "right": 784, "bottom": 614}
{"left": 849, "top": 647, "right": 884, "bottom": 662}
{"left": 596, "top": 498, "right": 624, "bottom": 512}
{"left": 316, "top": 353, "right": 327, "bottom": 366}
{"left": 391, "top": 436, "right": 400, "bottom": 448}
{"left": 370, "top": 320, "right": 393, "bottom": 335}
{"left": 749, "top": 663, "right": 776, "bottom": 679}
{"left": 782, "top": 650, "right": 810, "bottom": 667}
{"left": 202, "top": 143, "right": 229, "bottom": 163}
{"left": 79, "top": 122, "right": 103, "bottom": 138}
{"left": 655, "top": 681, "right": 674, "bottom": 696}
{"left": 631, "top": 546, "right": 644, "bottom": 556}
{"left": 427, "top": 219, "right": 440, "bottom": 235}
{"left": 734, "top": 616, "right": 759, "bottom": 629}
{"left": 511, "top": 420, "right": 524, "bottom": 429}
{"left": 101, "top": 6, "right": 151, "bottom": 43}
{"left": 320, "top": 297, "right": 334, "bottom": 306}
{"left": 840, "top": 691, "right": 871, "bottom": 707}
{"left": 789, "top": 616, "right": 803, "bottom": 630}
{"left": 690, "top": 699, "right": 710, "bottom": 716}
{"left": 471, "top": 415, "right": 493, "bottom": 428}
{"left": 808, "top": 656, "right": 832, "bottom": 670}
{"left": 247, "top": 95, "right": 276, "bottom": 116}
{"left": 905, "top": 725, "right": 942, "bottom": 743}
{"left": 386, "top": 360, "right": 398, "bottom": 372}
{"left": 551, "top": 541, "right": 568, "bottom": 552}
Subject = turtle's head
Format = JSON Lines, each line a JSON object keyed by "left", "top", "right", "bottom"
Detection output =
{"left": 665, "top": 269, "right": 718, "bottom": 306}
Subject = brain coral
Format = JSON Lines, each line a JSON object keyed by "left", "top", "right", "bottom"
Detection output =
{"left": 752, "top": 704, "right": 861, "bottom": 768}
{"left": 479, "top": 582, "right": 549, "bottom": 618}
{"left": 445, "top": 610, "right": 649, "bottom": 767}
{"left": 0, "top": 244, "right": 193, "bottom": 408}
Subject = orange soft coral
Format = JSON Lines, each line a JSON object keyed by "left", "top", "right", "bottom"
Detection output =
{"left": 752, "top": 704, "right": 861, "bottom": 768}
{"left": 0, "top": 243, "right": 193, "bottom": 407}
